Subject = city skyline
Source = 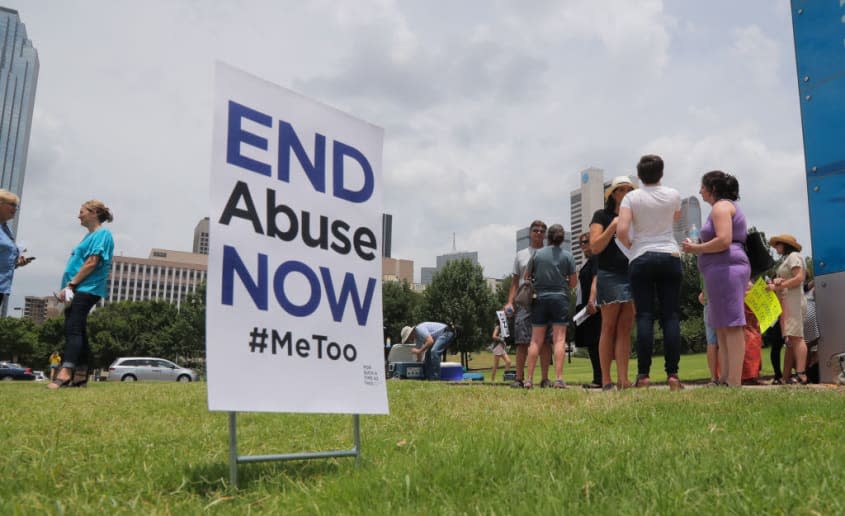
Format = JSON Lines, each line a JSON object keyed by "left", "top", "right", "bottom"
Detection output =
{"left": 2, "top": 1, "right": 812, "bottom": 311}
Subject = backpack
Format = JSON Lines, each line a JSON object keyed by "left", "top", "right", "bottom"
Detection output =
{"left": 745, "top": 230, "right": 774, "bottom": 279}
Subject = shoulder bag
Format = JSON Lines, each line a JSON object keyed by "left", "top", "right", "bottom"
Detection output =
{"left": 514, "top": 253, "right": 536, "bottom": 308}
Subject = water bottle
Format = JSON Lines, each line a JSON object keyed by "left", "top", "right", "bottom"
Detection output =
{"left": 688, "top": 224, "right": 700, "bottom": 243}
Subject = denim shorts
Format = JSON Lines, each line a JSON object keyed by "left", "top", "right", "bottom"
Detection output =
{"left": 515, "top": 306, "right": 553, "bottom": 344}
{"left": 596, "top": 269, "right": 633, "bottom": 305}
{"left": 531, "top": 295, "right": 570, "bottom": 326}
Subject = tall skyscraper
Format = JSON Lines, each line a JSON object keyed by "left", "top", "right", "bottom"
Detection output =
{"left": 420, "top": 251, "right": 480, "bottom": 285}
{"left": 569, "top": 167, "right": 605, "bottom": 269}
{"left": 674, "top": 196, "right": 702, "bottom": 244}
{"left": 0, "top": 7, "right": 39, "bottom": 238}
{"left": 193, "top": 217, "right": 209, "bottom": 254}
{"left": 569, "top": 167, "right": 638, "bottom": 268}
{"left": 382, "top": 213, "right": 392, "bottom": 258}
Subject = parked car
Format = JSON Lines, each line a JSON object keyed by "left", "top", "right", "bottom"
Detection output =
{"left": 107, "top": 357, "right": 199, "bottom": 382}
{"left": 0, "top": 362, "right": 35, "bottom": 381}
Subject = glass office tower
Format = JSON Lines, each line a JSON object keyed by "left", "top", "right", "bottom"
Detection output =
{"left": 0, "top": 7, "right": 39, "bottom": 237}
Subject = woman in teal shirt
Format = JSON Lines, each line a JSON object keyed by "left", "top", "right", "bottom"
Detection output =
{"left": 48, "top": 200, "right": 114, "bottom": 389}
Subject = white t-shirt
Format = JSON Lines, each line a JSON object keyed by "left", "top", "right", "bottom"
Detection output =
{"left": 620, "top": 184, "right": 681, "bottom": 262}
{"left": 512, "top": 247, "right": 536, "bottom": 286}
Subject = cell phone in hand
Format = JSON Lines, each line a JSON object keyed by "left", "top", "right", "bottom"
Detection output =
{"left": 24, "top": 256, "right": 35, "bottom": 263}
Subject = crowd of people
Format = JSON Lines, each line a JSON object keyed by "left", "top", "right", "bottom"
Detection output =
{"left": 492, "top": 155, "right": 817, "bottom": 389}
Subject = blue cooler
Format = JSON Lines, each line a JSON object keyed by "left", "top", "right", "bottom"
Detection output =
{"left": 439, "top": 362, "right": 464, "bottom": 381}
{"left": 390, "top": 362, "right": 425, "bottom": 379}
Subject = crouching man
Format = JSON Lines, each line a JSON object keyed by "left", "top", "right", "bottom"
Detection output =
{"left": 401, "top": 322, "right": 456, "bottom": 380}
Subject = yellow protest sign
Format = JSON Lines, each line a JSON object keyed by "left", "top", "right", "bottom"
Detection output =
{"left": 744, "top": 277, "right": 782, "bottom": 331}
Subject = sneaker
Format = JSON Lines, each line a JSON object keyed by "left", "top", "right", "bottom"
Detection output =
{"left": 510, "top": 380, "right": 524, "bottom": 389}
{"left": 668, "top": 375, "right": 685, "bottom": 391}
{"left": 540, "top": 379, "right": 552, "bottom": 388}
{"left": 553, "top": 380, "right": 567, "bottom": 389}
{"left": 601, "top": 383, "right": 615, "bottom": 391}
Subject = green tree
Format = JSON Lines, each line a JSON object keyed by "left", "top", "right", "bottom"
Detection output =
{"left": 0, "top": 317, "right": 38, "bottom": 364}
{"left": 165, "top": 284, "right": 207, "bottom": 363}
{"left": 382, "top": 280, "right": 421, "bottom": 344}
{"left": 494, "top": 274, "right": 513, "bottom": 308}
{"left": 420, "top": 259, "right": 493, "bottom": 368}
{"left": 34, "top": 316, "right": 65, "bottom": 368}
{"left": 679, "top": 253, "right": 703, "bottom": 321}
{"left": 86, "top": 300, "right": 181, "bottom": 368}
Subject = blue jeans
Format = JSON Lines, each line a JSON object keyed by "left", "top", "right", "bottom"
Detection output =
{"left": 629, "top": 252, "right": 682, "bottom": 376}
{"left": 422, "top": 330, "right": 455, "bottom": 380}
{"left": 62, "top": 292, "right": 101, "bottom": 369}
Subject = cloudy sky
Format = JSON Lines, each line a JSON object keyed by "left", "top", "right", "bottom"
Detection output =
{"left": 6, "top": 0, "right": 810, "bottom": 311}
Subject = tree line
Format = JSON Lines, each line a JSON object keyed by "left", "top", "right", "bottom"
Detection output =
{"left": 3, "top": 235, "right": 800, "bottom": 371}
{"left": 0, "top": 286, "right": 206, "bottom": 371}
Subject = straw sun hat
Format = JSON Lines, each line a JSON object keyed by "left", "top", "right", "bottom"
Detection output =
{"left": 604, "top": 176, "right": 637, "bottom": 201}
{"left": 768, "top": 234, "right": 802, "bottom": 252}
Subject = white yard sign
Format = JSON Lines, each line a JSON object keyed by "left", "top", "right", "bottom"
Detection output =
{"left": 207, "top": 63, "right": 388, "bottom": 415}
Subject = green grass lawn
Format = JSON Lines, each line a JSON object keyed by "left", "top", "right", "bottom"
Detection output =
{"left": 2, "top": 366, "right": 844, "bottom": 514}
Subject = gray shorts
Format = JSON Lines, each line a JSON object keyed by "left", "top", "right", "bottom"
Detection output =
{"left": 514, "top": 306, "right": 552, "bottom": 345}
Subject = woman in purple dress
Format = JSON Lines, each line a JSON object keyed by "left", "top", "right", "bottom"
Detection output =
{"left": 682, "top": 171, "right": 750, "bottom": 386}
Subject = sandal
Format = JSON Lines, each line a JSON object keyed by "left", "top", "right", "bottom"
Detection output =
{"left": 601, "top": 383, "right": 615, "bottom": 391}
{"left": 523, "top": 381, "right": 533, "bottom": 390}
{"left": 635, "top": 375, "right": 650, "bottom": 388}
{"left": 539, "top": 379, "right": 552, "bottom": 389}
{"left": 668, "top": 375, "right": 685, "bottom": 391}
{"left": 553, "top": 380, "right": 566, "bottom": 389}
{"left": 795, "top": 371, "right": 808, "bottom": 385}
{"left": 509, "top": 379, "right": 524, "bottom": 389}
{"left": 47, "top": 377, "right": 73, "bottom": 390}
{"left": 71, "top": 368, "right": 89, "bottom": 388}
{"left": 581, "top": 382, "right": 602, "bottom": 389}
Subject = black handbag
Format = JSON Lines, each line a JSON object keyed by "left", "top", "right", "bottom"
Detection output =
{"left": 514, "top": 254, "right": 535, "bottom": 308}
{"left": 745, "top": 230, "right": 775, "bottom": 278}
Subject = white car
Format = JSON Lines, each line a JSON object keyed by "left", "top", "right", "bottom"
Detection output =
{"left": 107, "top": 357, "right": 199, "bottom": 382}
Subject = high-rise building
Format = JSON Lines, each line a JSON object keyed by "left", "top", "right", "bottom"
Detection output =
{"left": 515, "top": 227, "right": 530, "bottom": 252}
{"left": 23, "top": 295, "right": 61, "bottom": 325}
{"left": 193, "top": 217, "right": 209, "bottom": 255}
{"left": 569, "top": 167, "right": 605, "bottom": 268}
{"left": 674, "top": 196, "right": 702, "bottom": 244}
{"left": 0, "top": 7, "right": 39, "bottom": 238}
{"left": 420, "top": 266, "right": 436, "bottom": 285}
{"left": 569, "top": 168, "right": 638, "bottom": 268}
{"left": 420, "top": 251, "right": 479, "bottom": 285}
{"left": 106, "top": 249, "right": 207, "bottom": 309}
{"left": 382, "top": 256, "right": 413, "bottom": 283}
{"left": 382, "top": 213, "right": 392, "bottom": 258}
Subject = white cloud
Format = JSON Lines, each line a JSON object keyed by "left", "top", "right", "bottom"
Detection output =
{"left": 3, "top": 0, "right": 812, "bottom": 308}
